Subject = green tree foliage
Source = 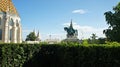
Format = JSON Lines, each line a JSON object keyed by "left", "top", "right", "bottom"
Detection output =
{"left": 25, "top": 32, "right": 37, "bottom": 41}
{"left": 104, "top": 2, "right": 120, "bottom": 42}
{"left": 91, "top": 33, "right": 97, "bottom": 40}
{"left": 98, "top": 38, "right": 106, "bottom": 44}
{"left": 88, "top": 33, "right": 98, "bottom": 44}
{"left": 83, "top": 39, "right": 88, "bottom": 45}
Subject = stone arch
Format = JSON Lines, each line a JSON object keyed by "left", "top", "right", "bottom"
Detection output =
{"left": 8, "top": 18, "right": 14, "bottom": 42}
{"left": 9, "top": 18, "right": 15, "bottom": 42}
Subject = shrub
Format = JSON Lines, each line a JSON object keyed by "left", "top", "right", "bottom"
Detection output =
{"left": 0, "top": 43, "right": 120, "bottom": 67}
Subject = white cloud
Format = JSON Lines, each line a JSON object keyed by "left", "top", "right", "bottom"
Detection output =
{"left": 63, "top": 22, "right": 106, "bottom": 39}
{"left": 72, "top": 9, "right": 86, "bottom": 14}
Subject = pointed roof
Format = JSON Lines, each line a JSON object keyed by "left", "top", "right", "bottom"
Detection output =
{"left": 36, "top": 31, "right": 40, "bottom": 41}
{"left": 37, "top": 31, "right": 40, "bottom": 37}
{"left": 70, "top": 19, "right": 73, "bottom": 29}
{"left": 0, "top": 0, "right": 19, "bottom": 16}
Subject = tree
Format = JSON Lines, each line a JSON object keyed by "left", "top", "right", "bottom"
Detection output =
{"left": 104, "top": 2, "right": 120, "bottom": 42}
{"left": 25, "top": 32, "right": 37, "bottom": 41}
{"left": 88, "top": 33, "right": 98, "bottom": 44}
{"left": 90, "top": 33, "right": 97, "bottom": 40}
{"left": 98, "top": 38, "right": 106, "bottom": 44}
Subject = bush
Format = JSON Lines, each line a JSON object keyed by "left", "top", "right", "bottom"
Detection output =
{"left": 0, "top": 43, "right": 120, "bottom": 67}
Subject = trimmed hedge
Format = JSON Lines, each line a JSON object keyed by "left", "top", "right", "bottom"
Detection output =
{"left": 0, "top": 43, "right": 120, "bottom": 67}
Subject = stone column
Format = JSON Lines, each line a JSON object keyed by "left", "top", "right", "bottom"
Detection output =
{"left": 2, "top": 17, "right": 9, "bottom": 43}
{"left": 12, "top": 22, "right": 17, "bottom": 43}
{"left": 17, "top": 24, "right": 22, "bottom": 43}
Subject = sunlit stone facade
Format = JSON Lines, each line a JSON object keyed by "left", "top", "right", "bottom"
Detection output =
{"left": 0, "top": 0, "right": 22, "bottom": 43}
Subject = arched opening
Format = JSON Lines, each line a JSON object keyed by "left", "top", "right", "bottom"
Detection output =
{"left": 9, "top": 29, "right": 12, "bottom": 41}
{"left": 16, "top": 20, "right": 19, "bottom": 27}
{"left": 9, "top": 18, "right": 14, "bottom": 41}
{"left": 9, "top": 18, "right": 14, "bottom": 26}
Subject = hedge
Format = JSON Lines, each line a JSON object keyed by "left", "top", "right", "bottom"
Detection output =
{"left": 0, "top": 43, "right": 120, "bottom": 67}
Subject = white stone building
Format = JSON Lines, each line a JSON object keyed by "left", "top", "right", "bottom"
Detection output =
{"left": 45, "top": 39, "right": 60, "bottom": 44}
{"left": 0, "top": 0, "right": 22, "bottom": 43}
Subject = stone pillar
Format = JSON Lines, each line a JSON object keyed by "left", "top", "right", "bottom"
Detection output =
{"left": 17, "top": 25, "right": 22, "bottom": 43}
{"left": 11, "top": 22, "right": 17, "bottom": 43}
{"left": 3, "top": 17, "right": 9, "bottom": 43}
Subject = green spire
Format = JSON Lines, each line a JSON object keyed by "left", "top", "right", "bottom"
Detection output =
{"left": 70, "top": 19, "right": 73, "bottom": 29}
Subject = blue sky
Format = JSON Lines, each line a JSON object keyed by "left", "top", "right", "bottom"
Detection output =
{"left": 12, "top": 0, "right": 120, "bottom": 40}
